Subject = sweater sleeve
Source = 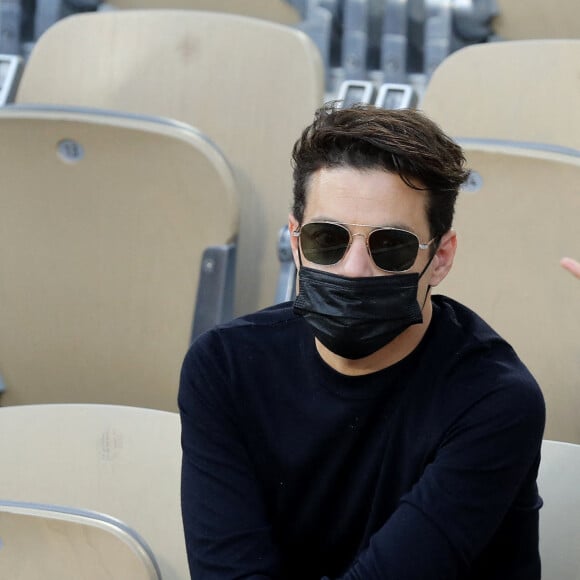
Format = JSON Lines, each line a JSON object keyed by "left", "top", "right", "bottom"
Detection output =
{"left": 331, "top": 370, "right": 545, "bottom": 580}
{"left": 178, "top": 332, "right": 282, "bottom": 579}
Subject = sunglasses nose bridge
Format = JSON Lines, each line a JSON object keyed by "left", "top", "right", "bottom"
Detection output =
{"left": 350, "top": 231, "right": 368, "bottom": 242}
{"left": 350, "top": 230, "right": 373, "bottom": 254}
{"left": 338, "top": 231, "right": 376, "bottom": 277}
{"left": 348, "top": 231, "right": 370, "bottom": 254}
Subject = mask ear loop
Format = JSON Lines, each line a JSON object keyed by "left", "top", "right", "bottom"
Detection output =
{"left": 418, "top": 237, "right": 440, "bottom": 310}
{"left": 418, "top": 253, "right": 435, "bottom": 280}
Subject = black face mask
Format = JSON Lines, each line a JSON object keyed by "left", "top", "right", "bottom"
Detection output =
{"left": 293, "top": 266, "right": 426, "bottom": 360}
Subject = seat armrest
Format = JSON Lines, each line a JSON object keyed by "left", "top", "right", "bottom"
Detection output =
{"left": 191, "top": 244, "right": 237, "bottom": 341}
{"left": 275, "top": 225, "right": 297, "bottom": 304}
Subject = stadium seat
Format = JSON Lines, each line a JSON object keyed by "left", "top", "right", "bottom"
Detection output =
{"left": 433, "top": 141, "right": 580, "bottom": 444}
{"left": 101, "top": 0, "right": 300, "bottom": 25}
{"left": 493, "top": 0, "right": 580, "bottom": 40}
{"left": 0, "top": 105, "right": 238, "bottom": 409}
{"left": 0, "top": 500, "right": 161, "bottom": 580}
{"left": 420, "top": 39, "right": 580, "bottom": 151}
{"left": 0, "top": 404, "right": 187, "bottom": 580}
{"left": 538, "top": 439, "right": 580, "bottom": 580}
{"left": 15, "top": 10, "right": 325, "bottom": 317}
{"left": 421, "top": 39, "right": 580, "bottom": 444}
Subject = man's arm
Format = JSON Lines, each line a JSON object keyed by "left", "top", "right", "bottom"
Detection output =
{"left": 332, "top": 376, "right": 545, "bottom": 580}
{"left": 179, "top": 334, "right": 281, "bottom": 579}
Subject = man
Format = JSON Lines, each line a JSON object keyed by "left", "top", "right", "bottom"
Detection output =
{"left": 179, "top": 104, "right": 545, "bottom": 579}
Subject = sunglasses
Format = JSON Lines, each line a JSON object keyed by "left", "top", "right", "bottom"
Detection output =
{"left": 293, "top": 221, "right": 436, "bottom": 273}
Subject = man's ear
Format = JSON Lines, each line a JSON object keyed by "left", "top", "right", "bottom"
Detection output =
{"left": 428, "top": 229, "right": 457, "bottom": 287}
{"left": 288, "top": 214, "right": 301, "bottom": 270}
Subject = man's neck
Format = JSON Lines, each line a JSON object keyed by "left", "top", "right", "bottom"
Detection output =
{"left": 315, "top": 299, "right": 433, "bottom": 376}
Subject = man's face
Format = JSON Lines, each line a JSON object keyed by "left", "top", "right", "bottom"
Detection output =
{"left": 290, "top": 166, "right": 436, "bottom": 287}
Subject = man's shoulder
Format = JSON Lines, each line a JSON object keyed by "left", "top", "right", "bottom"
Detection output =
{"left": 431, "top": 294, "right": 543, "bottom": 401}
{"left": 432, "top": 294, "right": 500, "bottom": 341}
{"left": 229, "top": 301, "right": 298, "bottom": 327}
{"left": 189, "top": 301, "right": 304, "bottom": 359}
{"left": 181, "top": 301, "right": 307, "bottom": 394}
{"left": 431, "top": 294, "right": 524, "bottom": 361}
{"left": 428, "top": 296, "right": 545, "bottom": 439}
{"left": 431, "top": 295, "right": 540, "bottom": 385}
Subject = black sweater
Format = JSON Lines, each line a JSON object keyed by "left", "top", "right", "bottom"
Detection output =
{"left": 179, "top": 295, "right": 545, "bottom": 579}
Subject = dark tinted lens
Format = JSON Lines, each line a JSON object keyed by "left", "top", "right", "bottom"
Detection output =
{"left": 369, "top": 229, "right": 419, "bottom": 271}
{"left": 300, "top": 222, "right": 350, "bottom": 265}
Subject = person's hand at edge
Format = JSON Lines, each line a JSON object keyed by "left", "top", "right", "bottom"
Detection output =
{"left": 560, "top": 257, "right": 580, "bottom": 279}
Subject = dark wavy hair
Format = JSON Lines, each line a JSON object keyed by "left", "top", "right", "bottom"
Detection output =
{"left": 291, "top": 103, "right": 469, "bottom": 240}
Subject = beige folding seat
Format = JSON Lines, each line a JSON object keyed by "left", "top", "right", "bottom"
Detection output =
{"left": 420, "top": 40, "right": 580, "bottom": 443}
{"left": 15, "top": 10, "right": 325, "bottom": 317}
{"left": 0, "top": 404, "right": 187, "bottom": 580}
{"left": 493, "top": 0, "right": 580, "bottom": 40}
{"left": 434, "top": 142, "right": 580, "bottom": 444}
{"left": 420, "top": 39, "right": 580, "bottom": 152}
{"left": 538, "top": 439, "right": 580, "bottom": 580}
{"left": 0, "top": 500, "right": 161, "bottom": 580}
{"left": 102, "top": 0, "right": 300, "bottom": 25}
{"left": 0, "top": 106, "right": 238, "bottom": 410}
